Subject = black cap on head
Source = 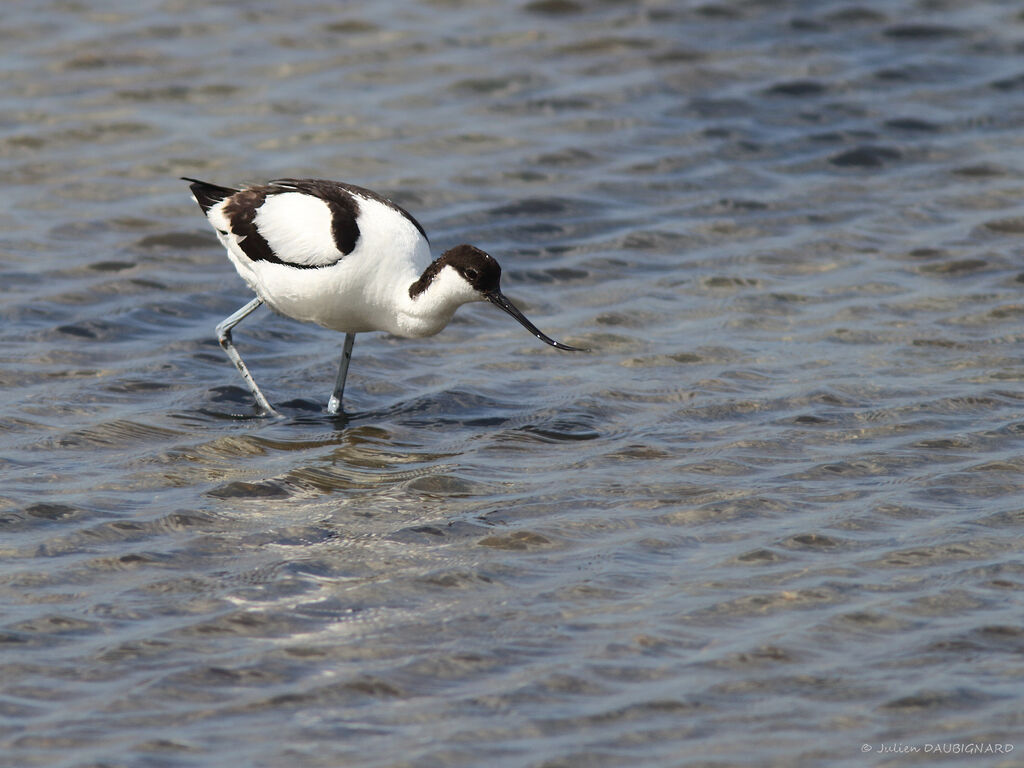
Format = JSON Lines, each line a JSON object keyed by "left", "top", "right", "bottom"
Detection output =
{"left": 438, "top": 244, "right": 502, "bottom": 294}
{"left": 410, "top": 244, "right": 499, "bottom": 298}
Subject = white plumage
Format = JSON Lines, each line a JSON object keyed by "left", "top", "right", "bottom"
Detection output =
{"left": 184, "top": 176, "right": 585, "bottom": 416}
{"left": 249, "top": 193, "right": 341, "bottom": 267}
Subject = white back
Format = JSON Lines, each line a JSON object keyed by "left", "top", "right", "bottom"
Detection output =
{"left": 253, "top": 193, "right": 342, "bottom": 267}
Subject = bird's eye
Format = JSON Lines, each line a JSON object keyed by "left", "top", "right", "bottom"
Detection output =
{"left": 465, "top": 268, "right": 479, "bottom": 281}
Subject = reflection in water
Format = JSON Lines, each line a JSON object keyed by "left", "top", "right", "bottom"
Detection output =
{"left": 2, "top": 0, "right": 1024, "bottom": 765}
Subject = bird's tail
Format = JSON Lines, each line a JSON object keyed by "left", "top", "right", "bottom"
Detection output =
{"left": 182, "top": 177, "right": 238, "bottom": 213}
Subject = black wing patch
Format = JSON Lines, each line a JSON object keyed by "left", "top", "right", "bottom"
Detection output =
{"left": 222, "top": 183, "right": 347, "bottom": 270}
{"left": 221, "top": 187, "right": 290, "bottom": 266}
{"left": 269, "top": 179, "right": 361, "bottom": 255}
{"left": 271, "top": 178, "right": 429, "bottom": 244}
{"left": 185, "top": 177, "right": 428, "bottom": 270}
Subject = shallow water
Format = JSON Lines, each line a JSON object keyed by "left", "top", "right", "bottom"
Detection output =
{"left": 3, "top": 1, "right": 1024, "bottom": 766}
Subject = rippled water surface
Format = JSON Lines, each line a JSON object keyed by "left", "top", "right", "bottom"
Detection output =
{"left": 3, "top": 1, "right": 1024, "bottom": 766}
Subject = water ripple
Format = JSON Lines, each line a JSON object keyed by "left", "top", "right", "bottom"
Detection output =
{"left": 3, "top": 0, "right": 1024, "bottom": 765}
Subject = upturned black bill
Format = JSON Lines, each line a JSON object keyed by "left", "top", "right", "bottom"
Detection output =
{"left": 486, "top": 291, "right": 587, "bottom": 352}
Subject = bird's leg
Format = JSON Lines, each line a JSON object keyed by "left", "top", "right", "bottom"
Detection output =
{"left": 216, "top": 297, "right": 281, "bottom": 417}
{"left": 327, "top": 333, "right": 356, "bottom": 414}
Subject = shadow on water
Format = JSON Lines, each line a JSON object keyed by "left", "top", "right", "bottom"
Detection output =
{"left": 199, "top": 386, "right": 523, "bottom": 429}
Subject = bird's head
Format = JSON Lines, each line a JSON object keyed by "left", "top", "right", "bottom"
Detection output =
{"left": 410, "top": 244, "right": 586, "bottom": 351}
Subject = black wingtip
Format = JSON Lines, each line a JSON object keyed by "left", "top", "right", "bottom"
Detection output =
{"left": 182, "top": 177, "right": 238, "bottom": 214}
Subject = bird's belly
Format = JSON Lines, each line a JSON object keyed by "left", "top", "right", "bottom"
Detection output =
{"left": 219, "top": 222, "right": 437, "bottom": 336}
{"left": 265, "top": 291, "right": 375, "bottom": 333}
{"left": 235, "top": 255, "right": 417, "bottom": 336}
{"left": 260, "top": 270, "right": 376, "bottom": 333}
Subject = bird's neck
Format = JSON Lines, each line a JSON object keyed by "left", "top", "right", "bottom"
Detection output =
{"left": 408, "top": 258, "right": 445, "bottom": 301}
{"left": 396, "top": 265, "right": 476, "bottom": 338}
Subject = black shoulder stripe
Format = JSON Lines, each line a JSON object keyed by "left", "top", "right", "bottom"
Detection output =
{"left": 271, "top": 178, "right": 428, "bottom": 244}
{"left": 264, "top": 179, "right": 359, "bottom": 255}
{"left": 194, "top": 177, "right": 424, "bottom": 270}
{"left": 324, "top": 191, "right": 360, "bottom": 255}
{"left": 222, "top": 187, "right": 325, "bottom": 270}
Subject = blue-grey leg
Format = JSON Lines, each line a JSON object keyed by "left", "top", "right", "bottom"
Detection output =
{"left": 327, "top": 333, "right": 356, "bottom": 414}
{"left": 216, "top": 297, "right": 280, "bottom": 417}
